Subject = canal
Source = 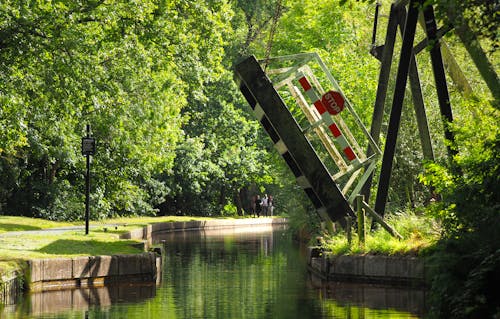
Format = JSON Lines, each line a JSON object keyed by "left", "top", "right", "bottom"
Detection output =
{"left": 2, "top": 225, "right": 426, "bottom": 318}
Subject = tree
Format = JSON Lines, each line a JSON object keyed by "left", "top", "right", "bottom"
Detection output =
{"left": 431, "top": 0, "right": 500, "bottom": 104}
{"left": 0, "top": 0, "right": 189, "bottom": 219}
{"left": 419, "top": 95, "right": 500, "bottom": 318}
{"left": 157, "top": 0, "right": 284, "bottom": 216}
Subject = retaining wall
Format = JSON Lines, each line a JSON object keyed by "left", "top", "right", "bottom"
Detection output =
{"left": 28, "top": 252, "right": 161, "bottom": 292}
{"left": 120, "top": 217, "right": 288, "bottom": 241}
{"left": 307, "top": 248, "right": 426, "bottom": 286}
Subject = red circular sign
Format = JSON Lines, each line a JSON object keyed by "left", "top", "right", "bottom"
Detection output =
{"left": 321, "top": 90, "right": 344, "bottom": 115}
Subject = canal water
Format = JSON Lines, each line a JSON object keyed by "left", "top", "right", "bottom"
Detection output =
{"left": 1, "top": 225, "right": 426, "bottom": 318}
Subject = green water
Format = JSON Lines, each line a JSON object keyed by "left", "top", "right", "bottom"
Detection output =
{"left": 2, "top": 226, "right": 426, "bottom": 318}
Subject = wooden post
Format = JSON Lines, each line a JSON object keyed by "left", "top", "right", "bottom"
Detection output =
{"left": 362, "top": 201, "right": 403, "bottom": 240}
{"left": 346, "top": 216, "right": 352, "bottom": 246}
{"left": 356, "top": 195, "right": 366, "bottom": 248}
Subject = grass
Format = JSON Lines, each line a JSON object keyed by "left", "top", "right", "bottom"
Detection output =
{"left": 322, "top": 210, "right": 441, "bottom": 256}
{"left": 0, "top": 215, "right": 226, "bottom": 275}
{"left": 0, "top": 216, "right": 78, "bottom": 234}
{"left": 90, "top": 215, "right": 217, "bottom": 235}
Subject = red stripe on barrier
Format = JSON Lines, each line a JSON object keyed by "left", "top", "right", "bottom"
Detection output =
{"left": 298, "top": 77, "right": 311, "bottom": 91}
{"left": 313, "top": 100, "right": 326, "bottom": 114}
{"left": 343, "top": 147, "right": 356, "bottom": 161}
{"left": 328, "top": 123, "right": 341, "bottom": 138}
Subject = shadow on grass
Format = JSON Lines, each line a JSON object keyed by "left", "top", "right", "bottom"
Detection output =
{"left": 36, "top": 239, "right": 142, "bottom": 256}
{"left": 0, "top": 223, "right": 42, "bottom": 233}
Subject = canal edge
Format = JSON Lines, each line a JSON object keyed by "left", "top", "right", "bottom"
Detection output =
{"left": 306, "top": 247, "right": 428, "bottom": 287}
{"left": 0, "top": 217, "right": 288, "bottom": 305}
{"left": 119, "top": 217, "right": 289, "bottom": 242}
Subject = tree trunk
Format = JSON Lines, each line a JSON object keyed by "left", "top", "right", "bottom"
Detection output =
{"left": 234, "top": 190, "right": 244, "bottom": 216}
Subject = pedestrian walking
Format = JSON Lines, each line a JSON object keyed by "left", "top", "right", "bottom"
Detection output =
{"left": 262, "top": 194, "right": 269, "bottom": 217}
{"left": 255, "top": 195, "right": 262, "bottom": 217}
{"left": 250, "top": 195, "right": 257, "bottom": 217}
{"left": 268, "top": 195, "right": 274, "bottom": 216}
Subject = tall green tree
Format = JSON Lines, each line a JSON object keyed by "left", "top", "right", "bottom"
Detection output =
{"left": 159, "top": 0, "right": 283, "bottom": 216}
{"left": 0, "top": 0, "right": 194, "bottom": 219}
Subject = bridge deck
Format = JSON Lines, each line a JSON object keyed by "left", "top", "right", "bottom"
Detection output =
{"left": 235, "top": 56, "right": 354, "bottom": 223}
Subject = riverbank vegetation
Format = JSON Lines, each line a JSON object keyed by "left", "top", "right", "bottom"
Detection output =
{"left": 0, "top": 0, "right": 498, "bottom": 317}
{"left": 321, "top": 210, "right": 440, "bottom": 256}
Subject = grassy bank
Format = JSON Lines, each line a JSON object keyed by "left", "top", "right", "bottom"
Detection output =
{"left": 0, "top": 215, "right": 223, "bottom": 274}
{"left": 321, "top": 210, "right": 441, "bottom": 256}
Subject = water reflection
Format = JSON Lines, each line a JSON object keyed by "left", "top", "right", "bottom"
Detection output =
{"left": 154, "top": 226, "right": 425, "bottom": 319}
{"left": 0, "top": 282, "right": 156, "bottom": 318}
{"left": 2, "top": 225, "right": 426, "bottom": 318}
{"left": 309, "top": 276, "right": 426, "bottom": 318}
{"left": 156, "top": 226, "right": 322, "bottom": 319}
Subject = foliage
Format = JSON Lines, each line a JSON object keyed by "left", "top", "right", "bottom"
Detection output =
{"left": 0, "top": 0, "right": 286, "bottom": 220}
{"left": 162, "top": 74, "right": 277, "bottom": 216}
{"left": 431, "top": 0, "right": 499, "bottom": 51}
{"left": 0, "top": 0, "right": 186, "bottom": 219}
{"left": 419, "top": 98, "right": 500, "bottom": 318}
{"left": 0, "top": 0, "right": 496, "bottom": 249}
{"left": 0, "top": 0, "right": 427, "bottom": 221}
{"left": 420, "top": 98, "right": 499, "bottom": 236}
{"left": 341, "top": 0, "right": 499, "bottom": 51}
{"left": 269, "top": 0, "right": 441, "bottom": 211}
{"left": 0, "top": 0, "right": 498, "bottom": 317}
{"left": 0, "top": 0, "right": 241, "bottom": 220}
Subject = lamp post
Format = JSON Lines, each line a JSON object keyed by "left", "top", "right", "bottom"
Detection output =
{"left": 81, "top": 124, "right": 96, "bottom": 235}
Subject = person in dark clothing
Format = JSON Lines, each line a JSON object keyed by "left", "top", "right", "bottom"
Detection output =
{"left": 250, "top": 195, "right": 257, "bottom": 217}
{"left": 255, "top": 195, "right": 262, "bottom": 217}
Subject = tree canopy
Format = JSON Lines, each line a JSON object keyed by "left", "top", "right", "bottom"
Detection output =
{"left": 0, "top": 0, "right": 497, "bottom": 223}
{"left": 0, "top": 0, "right": 498, "bottom": 316}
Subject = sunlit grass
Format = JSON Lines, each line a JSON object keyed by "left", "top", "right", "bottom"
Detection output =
{"left": 92, "top": 215, "right": 217, "bottom": 235}
{"left": 323, "top": 210, "right": 441, "bottom": 256}
{"left": 0, "top": 230, "right": 143, "bottom": 274}
{"left": 0, "top": 214, "right": 281, "bottom": 275}
{"left": 0, "top": 215, "right": 224, "bottom": 274}
{"left": 0, "top": 231, "right": 141, "bottom": 259}
{"left": 0, "top": 216, "right": 78, "bottom": 233}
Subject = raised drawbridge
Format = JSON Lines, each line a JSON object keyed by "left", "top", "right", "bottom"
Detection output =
{"left": 235, "top": 0, "right": 467, "bottom": 231}
{"left": 235, "top": 53, "right": 381, "bottom": 224}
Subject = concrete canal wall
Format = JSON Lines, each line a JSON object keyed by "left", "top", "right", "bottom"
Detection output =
{"left": 120, "top": 217, "right": 288, "bottom": 241}
{"left": 307, "top": 248, "right": 426, "bottom": 286}
{"left": 28, "top": 252, "right": 161, "bottom": 292}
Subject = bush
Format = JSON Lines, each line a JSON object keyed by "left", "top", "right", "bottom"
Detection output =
{"left": 421, "top": 118, "right": 500, "bottom": 318}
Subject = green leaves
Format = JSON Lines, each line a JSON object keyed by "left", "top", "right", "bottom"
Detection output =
{"left": 1, "top": 0, "right": 495, "bottom": 223}
{"left": 0, "top": 0, "right": 189, "bottom": 219}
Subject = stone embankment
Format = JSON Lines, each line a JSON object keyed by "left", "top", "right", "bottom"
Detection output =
{"left": 0, "top": 217, "right": 287, "bottom": 305}
{"left": 120, "top": 217, "right": 288, "bottom": 242}
{"left": 28, "top": 253, "right": 161, "bottom": 292}
{"left": 307, "top": 247, "right": 426, "bottom": 286}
